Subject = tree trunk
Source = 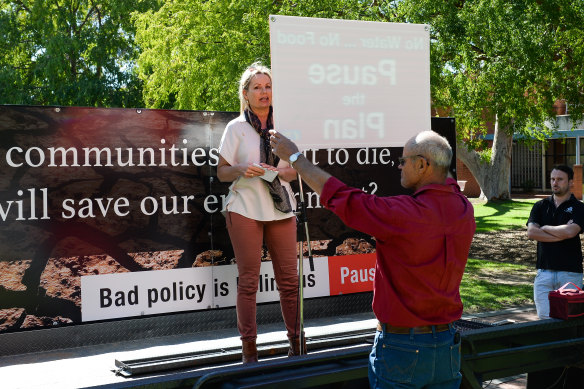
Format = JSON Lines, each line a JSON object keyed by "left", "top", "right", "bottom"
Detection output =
{"left": 456, "top": 117, "right": 513, "bottom": 201}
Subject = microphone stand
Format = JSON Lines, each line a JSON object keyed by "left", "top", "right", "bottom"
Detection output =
{"left": 295, "top": 174, "right": 314, "bottom": 356}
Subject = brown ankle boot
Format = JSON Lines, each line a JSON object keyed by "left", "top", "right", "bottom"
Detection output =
{"left": 242, "top": 339, "right": 258, "bottom": 363}
{"left": 288, "top": 334, "right": 307, "bottom": 357}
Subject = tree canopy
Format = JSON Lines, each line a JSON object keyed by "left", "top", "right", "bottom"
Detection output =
{"left": 398, "top": 0, "right": 584, "bottom": 199}
{"left": 133, "top": 0, "right": 376, "bottom": 111}
{"left": 401, "top": 0, "right": 584, "bottom": 137}
{"left": 3, "top": 0, "right": 584, "bottom": 200}
{"left": 0, "top": 0, "right": 160, "bottom": 107}
{"left": 133, "top": 0, "right": 584, "bottom": 200}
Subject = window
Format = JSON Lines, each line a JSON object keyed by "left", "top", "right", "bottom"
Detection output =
{"left": 543, "top": 138, "right": 576, "bottom": 189}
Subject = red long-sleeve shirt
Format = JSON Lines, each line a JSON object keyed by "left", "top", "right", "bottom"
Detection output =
{"left": 321, "top": 177, "right": 476, "bottom": 326}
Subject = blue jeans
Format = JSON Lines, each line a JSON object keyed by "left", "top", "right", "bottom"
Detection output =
{"left": 368, "top": 325, "right": 461, "bottom": 389}
{"left": 534, "top": 269, "right": 583, "bottom": 319}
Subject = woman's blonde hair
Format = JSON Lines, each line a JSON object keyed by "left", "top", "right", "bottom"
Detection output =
{"left": 238, "top": 62, "right": 272, "bottom": 113}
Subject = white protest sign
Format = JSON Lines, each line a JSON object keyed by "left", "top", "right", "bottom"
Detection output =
{"left": 81, "top": 267, "right": 214, "bottom": 321}
{"left": 81, "top": 257, "right": 331, "bottom": 321}
{"left": 269, "top": 15, "right": 430, "bottom": 149}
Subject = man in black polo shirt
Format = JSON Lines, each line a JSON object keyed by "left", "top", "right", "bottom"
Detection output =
{"left": 527, "top": 165, "right": 584, "bottom": 319}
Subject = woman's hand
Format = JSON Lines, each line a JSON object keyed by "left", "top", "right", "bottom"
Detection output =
{"left": 217, "top": 155, "right": 296, "bottom": 182}
{"left": 258, "top": 162, "right": 297, "bottom": 182}
{"left": 244, "top": 163, "right": 267, "bottom": 178}
{"left": 218, "top": 156, "right": 266, "bottom": 182}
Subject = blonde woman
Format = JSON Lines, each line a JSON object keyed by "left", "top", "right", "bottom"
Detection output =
{"left": 217, "top": 63, "right": 303, "bottom": 363}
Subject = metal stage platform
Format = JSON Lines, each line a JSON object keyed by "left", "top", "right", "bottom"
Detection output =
{"left": 2, "top": 305, "right": 584, "bottom": 388}
{"left": 0, "top": 305, "right": 547, "bottom": 389}
{"left": 0, "top": 308, "right": 378, "bottom": 389}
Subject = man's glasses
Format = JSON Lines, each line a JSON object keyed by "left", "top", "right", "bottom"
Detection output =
{"left": 398, "top": 154, "right": 430, "bottom": 166}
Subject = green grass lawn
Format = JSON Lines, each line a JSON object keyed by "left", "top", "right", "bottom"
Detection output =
{"left": 473, "top": 199, "right": 537, "bottom": 232}
{"left": 462, "top": 199, "right": 538, "bottom": 312}
{"left": 461, "top": 258, "right": 534, "bottom": 313}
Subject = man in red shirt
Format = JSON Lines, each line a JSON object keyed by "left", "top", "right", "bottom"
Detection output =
{"left": 270, "top": 130, "right": 475, "bottom": 389}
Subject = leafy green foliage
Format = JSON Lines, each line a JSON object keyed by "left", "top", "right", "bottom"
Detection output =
{"left": 0, "top": 0, "right": 160, "bottom": 107}
{"left": 389, "top": 0, "right": 584, "bottom": 200}
{"left": 397, "top": 0, "right": 584, "bottom": 140}
{"left": 132, "top": 0, "right": 379, "bottom": 111}
{"left": 5, "top": 0, "right": 583, "bottom": 154}
{"left": 134, "top": 0, "right": 269, "bottom": 111}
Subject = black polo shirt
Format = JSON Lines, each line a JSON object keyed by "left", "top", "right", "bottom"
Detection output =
{"left": 527, "top": 194, "right": 584, "bottom": 273}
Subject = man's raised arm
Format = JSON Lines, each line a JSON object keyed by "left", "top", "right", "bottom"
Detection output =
{"left": 269, "top": 130, "right": 331, "bottom": 195}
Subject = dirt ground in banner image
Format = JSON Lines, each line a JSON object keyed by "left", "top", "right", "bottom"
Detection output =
{"left": 0, "top": 236, "right": 377, "bottom": 332}
{"left": 0, "top": 250, "right": 188, "bottom": 332}
{"left": 0, "top": 230, "right": 540, "bottom": 333}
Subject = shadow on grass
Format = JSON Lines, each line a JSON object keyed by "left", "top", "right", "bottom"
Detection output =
{"left": 474, "top": 200, "right": 537, "bottom": 232}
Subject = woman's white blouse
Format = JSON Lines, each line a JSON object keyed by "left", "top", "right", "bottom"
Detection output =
{"left": 218, "top": 115, "right": 296, "bottom": 221}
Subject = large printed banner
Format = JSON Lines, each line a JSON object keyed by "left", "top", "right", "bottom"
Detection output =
{"left": 0, "top": 106, "right": 413, "bottom": 332}
{"left": 81, "top": 254, "right": 376, "bottom": 321}
{"left": 269, "top": 15, "right": 431, "bottom": 150}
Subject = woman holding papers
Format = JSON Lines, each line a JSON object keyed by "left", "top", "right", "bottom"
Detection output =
{"left": 217, "top": 62, "right": 302, "bottom": 363}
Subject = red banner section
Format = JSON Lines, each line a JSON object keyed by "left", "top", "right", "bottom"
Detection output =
{"left": 328, "top": 253, "right": 376, "bottom": 295}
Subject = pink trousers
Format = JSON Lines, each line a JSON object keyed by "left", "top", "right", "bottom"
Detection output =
{"left": 226, "top": 212, "right": 300, "bottom": 341}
